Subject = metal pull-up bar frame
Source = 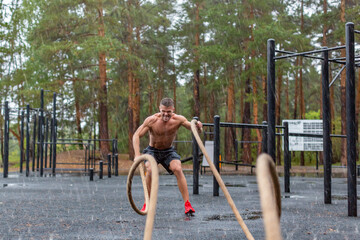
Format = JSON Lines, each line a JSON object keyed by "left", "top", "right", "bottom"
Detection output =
{"left": 267, "top": 22, "right": 358, "bottom": 217}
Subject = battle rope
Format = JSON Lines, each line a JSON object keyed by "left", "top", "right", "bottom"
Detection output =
{"left": 190, "top": 120, "right": 255, "bottom": 240}
{"left": 126, "top": 121, "right": 282, "bottom": 240}
{"left": 191, "top": 120, "right": 282, "bottom": 240}
{"left": 127, "top": 154, "right": 159, "bottom": 240}
{"left": 256, "top": 153, "right": 282, "bottom": 240}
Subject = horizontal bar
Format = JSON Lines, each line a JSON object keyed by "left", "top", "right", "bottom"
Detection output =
{"left": 57, "top": 138, "right": 116, "bottom": 142}
{"left": 235, "top": 140, "right": 262, "bottom": 144}
{"left": 355, "top": 30, "right": 360, "bottom": 34}
{"left": 330, "top": 56, "right": 360, "bottom": 61}
{"left": 330, "top": 134, "right": 347, "bottom": 138}
{"left": 276, "top": 50, "right": 324, "bottom": 61}
{"left": 220, "top": 122, "right": 267, "bottom": 129}
{"left": 220, "top": 161, "right": 255, "bottom": 167}
{"left": 288, "top": 133, "right": 347, "bottom": 138}
{"left": 41, "top": 142, "right": 91, "bottom": 145}
{"left": 274, "top": 45, "right": 346, "bottom": 60}
{"left": 55, "top": 163, "right": 86, "bottom": 165}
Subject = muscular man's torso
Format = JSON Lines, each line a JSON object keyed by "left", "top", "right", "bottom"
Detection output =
{"left": 148, "top": 113, "right": 184, "bottom": 149}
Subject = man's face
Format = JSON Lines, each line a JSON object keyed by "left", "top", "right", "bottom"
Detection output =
{"left": 159, "top": 105, "right": 174, "bottom": 122}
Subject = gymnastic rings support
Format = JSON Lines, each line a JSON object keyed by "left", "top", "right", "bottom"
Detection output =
{"left": 127, "top": 154, "right": 159, "bottom": 240}
{"left": 256, "top": 153, "right": 282, "bottom": 240}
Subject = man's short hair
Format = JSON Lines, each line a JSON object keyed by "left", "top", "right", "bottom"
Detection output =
{"left": 160, "top": 98, "right": 174, "bottom": 107}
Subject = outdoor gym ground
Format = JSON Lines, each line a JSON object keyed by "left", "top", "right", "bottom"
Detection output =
{"left": 0, "top": 170, "right": 359, "bottom": 240}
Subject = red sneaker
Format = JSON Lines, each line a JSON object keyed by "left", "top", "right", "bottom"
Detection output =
{"left": 141, "top": 203, "right": 146, "bottom": 212}
{"left": 184, "top": 200, "right": 195, "bottom": 214}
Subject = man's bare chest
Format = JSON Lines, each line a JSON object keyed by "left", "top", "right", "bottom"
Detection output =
{"left": 150, "top": 121, "right": 179, "bottom": 137}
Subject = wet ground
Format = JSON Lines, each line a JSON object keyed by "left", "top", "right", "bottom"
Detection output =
{"left": 0, "top": 172, "right": 359, "bottom": 240}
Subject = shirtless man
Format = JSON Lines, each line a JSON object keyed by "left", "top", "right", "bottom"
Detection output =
{"left": 132, "top": 97, "right": 202, "bottom": 215}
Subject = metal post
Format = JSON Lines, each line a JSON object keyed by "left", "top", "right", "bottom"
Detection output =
{"left": 52, "top": 92, "right": 57, "bottom": 175}
{"left": 3, "top": 101, "right": 9, "bottom": 178}
{"left": 115, "top": 154, "right": 118, "bottom": 176}
{"left": 267, "top": 39, "right": 276, "bottom": 161}
{"left": 115, "top": 139, "right": 118, "bottom": 176}
{"left": 262, "top": 121, "right": 268, "bottom": 153}
{"left": 99, "top": 161, "right": 103, "bottom": 179}
{"left": 107, "top": 154, "right": 111, "bottom": 178}
{"left": 32, "top": 114, "right": 37, "bottom": 172}
{"left": 234, "top": 139, "right": 238, "bottom": 171}
{"left": 90, "top": 168, "right": 94, "bottom": 181}
{"left": 112, "top": 139, "right": 115, "bottom": 171}
{"left": 20, "top": 110, "right": 25, "bottom": 173}
{"left": 87, "top": 140, "right": 91, "bottom": 170}
{"left": 84, "top": 145, "right": 88, "bottom": 172}
{"left": 49, "top": 118, "right": 53, "bottom": 169}
{"left": 322, "top": 47, "right": 332, "bottom": 204}
{"left": 26, "top": 105, "right": 30, "bottom": 177}
{"left": 36, "top": 112, "right": 41, "bottom": 171}
{"left": 192, "top": 117, "right": 200, "bottom": 195}
{"left": 284, "top": 122, "right": 290, "bottom": 193}
{"left": 53, "top": 119, "right": 57, "bottom": 174}
{"left": 44, "top": 117, "right": 49, "bottom": 169}
{"left": 40, "top": 90, "right": 44, "bottom": 176}
{"left": 213, "top": 115, "right": 220, "bottom": 196}
{"left": 346, "top": 22, "right": 357, "bottom": 217}
{"left": 316, "top": 152, "right": 319, "bottom": 171}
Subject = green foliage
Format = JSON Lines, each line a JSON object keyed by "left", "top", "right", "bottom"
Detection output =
{"left": 1, "top": 0, "right": 359, "bottom": 158}
{"left": 305, "top": 110, "right": 320, "bottom": 120}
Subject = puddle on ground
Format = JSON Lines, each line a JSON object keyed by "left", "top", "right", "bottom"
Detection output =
{"left": 332, "top": 195, "right": 360, "bottom": 200}
{"left": 163, "top": 184, "right": 203, "bottom": 187}
{"left": 278, "top": 172, "right": 348, "bottom": 178}
{"left": 282, "top": 195, "right": 306, "bottom": 199}
{"left": 204, "top": 211, "right": 262, "bottom": 221}
{"left": 3, "top": 183, "right": 27, "bottom": 188}
{"left": 224, "top": 183, "right": 247, "bottom": 187}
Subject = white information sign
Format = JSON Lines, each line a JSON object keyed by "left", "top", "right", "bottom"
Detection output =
{"left": 282, "top": 120, "right": 323, "bottom": 151}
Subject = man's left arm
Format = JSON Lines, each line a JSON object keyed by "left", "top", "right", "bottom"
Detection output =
{"left": 181, "top": 116, "right": 202, "bottom": 132}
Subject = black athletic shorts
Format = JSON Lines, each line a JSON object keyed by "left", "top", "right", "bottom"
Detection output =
{"left": 142, "top": 146, "right": 181, "bottom": 175}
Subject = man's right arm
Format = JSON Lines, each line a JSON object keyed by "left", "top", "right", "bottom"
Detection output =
{"left": 132, "top": 117, "right": 151, "bottom": 159}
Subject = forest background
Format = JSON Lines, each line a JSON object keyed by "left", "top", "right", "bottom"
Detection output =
{"left": 1, "top": 0, "right": 360, "bottom": 167}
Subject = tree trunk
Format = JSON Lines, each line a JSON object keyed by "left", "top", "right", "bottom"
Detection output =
{"left": 127, "top": 0, "right": 135, "bottom": 159}
{"left": 262, "top": 75, "right": 267, "bottom": 121}
{"left": 242, "top": 74, "right": 252, "bottom": 164}
{"left": 355, "top": 70, "right": 360, "bottom": 161}
{"left": 340, "top": 0, "right": 347, "bottom": 166}
{"left": 193, "top": 2, "right": 200, "bottom": 118}
{"left": 225, "top": 66, "right": 235, "bottom": 162}
{"left": 299, "top": 58, "right": 305, "bottom": 166}
{"left": 252, "top": 76, "right": 262, "bottom": 155}
{"left": 330, "top": 66, "right": 335, "bottom": 133}
{"left": 148, "top": 84, "right": 154, "bottom": 115}
{"left": 74, "top": 85, "right": 83, "bottom": 150}
{"left": 0, "top": 110, "right": 3, "bottom": 162}
{"left": 133, "top": 8, "right": 141, "bottom": 149}
{"left": 202, "top": 64, "right": 208, "bottom": 123}
{"left": 98, "top": 0, "right": 110, "bottom": 157}
{"left": 285, "top": 77, "right": 289, "bottom": 119}
{"left": 293, "top": 57, "right": 299, "bottom": 119}
{"left": 157, "top": 58, "right": 164, "bottom": 106}
{"left": 276, "top": 69, "right": 282, "bottom": 165}
{"left": 248, "top": 14, "right": 261, "bottom": 155}
{"left": 173, "top": 61, "right": 177, "bottom": 111}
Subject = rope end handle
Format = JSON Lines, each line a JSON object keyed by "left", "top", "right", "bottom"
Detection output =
{"left": 191, "top": 119, "right": 203, "bottom": 133}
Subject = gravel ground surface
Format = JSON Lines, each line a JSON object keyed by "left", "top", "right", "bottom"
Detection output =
{"left": 0, "top": 170, "right": 359, "bottom": 240}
